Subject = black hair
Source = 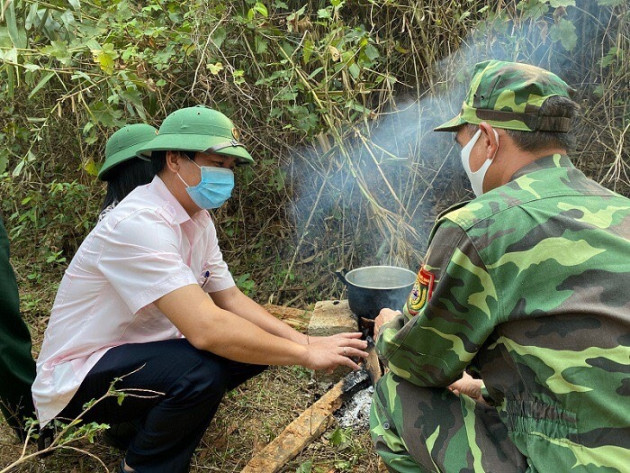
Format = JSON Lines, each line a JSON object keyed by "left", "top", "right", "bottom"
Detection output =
{"left": 466, "top": 96, "right": 579, "bottom": 153}
{"left": 100, "top": 158, "right": 155, "bottom": 213}
{"left": 150, "top": 150, "right": 197, "bottom": 175}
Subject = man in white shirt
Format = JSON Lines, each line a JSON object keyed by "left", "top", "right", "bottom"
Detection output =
{"left": 33, "top": 106, "right": 368, "bottom": 473}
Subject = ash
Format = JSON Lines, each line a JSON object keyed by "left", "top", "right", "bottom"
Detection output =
{"left": 336, "top": 386, "right": 374, "bottom": 430}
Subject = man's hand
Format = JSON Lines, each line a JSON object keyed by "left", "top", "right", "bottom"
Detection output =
{"left": 374, "top": 308, "right": 402, "bottom": 340}
{"left": 448, "top": 372, "right": 486, "bottom": 403}
{"left": 302, "top": 332, "right": 368, "bottom": 372}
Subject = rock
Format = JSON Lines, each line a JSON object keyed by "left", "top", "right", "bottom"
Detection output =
{"left": 308, "top": 300, "right": 358, "bottom": 384}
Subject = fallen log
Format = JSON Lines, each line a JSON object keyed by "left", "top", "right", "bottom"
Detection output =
{"left": 264, "top": 304, "right": 312, "bottom": 332}
{"left": 240, "top": 370, "right": 369, "bottom": 473}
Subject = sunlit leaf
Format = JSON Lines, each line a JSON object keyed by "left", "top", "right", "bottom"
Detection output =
{"left": 207, "top": 62, "right": 224, "bottom": 75}
{"left": 92, "top": 43, "right": 119, "bottom": 74}
{"left": 83, "top": 158, "right": 99, "bottom": 177}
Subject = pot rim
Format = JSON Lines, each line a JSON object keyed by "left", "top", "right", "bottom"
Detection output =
{"left": 345, "top": 265, "right": 416, "bottom": 290}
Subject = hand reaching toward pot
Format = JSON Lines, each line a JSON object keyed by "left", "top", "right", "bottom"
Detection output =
{"left": 374, "top": 308, "right": 402, "bottom": 340}
{"left": 302, "top": 332, "right": 368, "bottom": 372}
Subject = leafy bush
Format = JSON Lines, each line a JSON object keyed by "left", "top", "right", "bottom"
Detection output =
{"left": 0, "top": 0, "right": 628, "bottom": 312}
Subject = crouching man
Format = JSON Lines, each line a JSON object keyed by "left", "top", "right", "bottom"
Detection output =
{"left": 370, "top": 61, "right": 630, "bottom": 473}
{"left": 33, "top": 106, "right": 368, "bottom": 473}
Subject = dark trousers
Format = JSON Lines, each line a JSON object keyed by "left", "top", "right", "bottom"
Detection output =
{"left": 59, "top": 338, "right": 266, "bottom": 473}
{"left": 0, "top": 216, "right": 36, "bottom": 441}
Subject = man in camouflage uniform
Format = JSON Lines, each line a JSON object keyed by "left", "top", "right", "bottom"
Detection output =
{"left": 369, "top": 60, "right": 630, "bottom": 472}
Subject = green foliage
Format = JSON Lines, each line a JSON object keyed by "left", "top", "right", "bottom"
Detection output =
{"left": 236, "top": 272, "right": 256, "bottom": 296}
{"left": 295, "top": 460, "right": 313, "bottom": 473}
{"left": 0, "top": 0, "right": 628, "bottom": 312}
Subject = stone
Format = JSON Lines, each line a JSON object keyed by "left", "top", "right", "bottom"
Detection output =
{"left": 308, "top": 300, "right": 358, "bottom": 384}
{"left": 307, "top": 300, "right": 358, "bottom": 337}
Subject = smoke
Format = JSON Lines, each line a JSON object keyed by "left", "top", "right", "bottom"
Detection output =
{"left": 284, "top": 2, "right": 615, "bottom": 278}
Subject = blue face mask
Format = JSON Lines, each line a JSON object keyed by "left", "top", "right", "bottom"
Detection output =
{"left": 178, "top": 161, "right": 235, "bottom": 209}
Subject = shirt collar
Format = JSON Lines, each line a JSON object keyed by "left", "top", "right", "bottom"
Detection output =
{"left": 509, "top": 154, "right": 574, "bottom": 182}
{"left": 149, "top": 176, "right": 212, "bottom": 227}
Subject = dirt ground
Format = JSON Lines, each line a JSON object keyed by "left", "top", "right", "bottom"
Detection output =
{"left": 1, "top": 364, "right": 383, "bottom": 473}
{"left": 1, "top": 305, "right": 383, "bottom": 473}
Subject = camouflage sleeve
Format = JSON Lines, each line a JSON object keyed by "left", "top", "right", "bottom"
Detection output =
{"left": 376, "top": 219, "right": 501, "bottom": 387}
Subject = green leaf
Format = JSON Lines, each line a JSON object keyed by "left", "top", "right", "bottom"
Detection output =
{"left": 83, "top": 158, "right": 99, "bottom": 177}
{"left": 549, "top": 0, "right": 575, "bottom": 7}
{"left": 318, "top": 8, "right": 332, "bottom": 19}
{"left": 295, "top": 461, "right": 312, "bottom": 473}
{"left": 93, "top": 43, "right": 119, "bottom": 74}
{"left": 41, "top": 41, "right": 72, "bottom": 65}
{"left": 207, "top": 62, "right": 224, "bottom": 75}
{"left": 25, "top": 3, "right": 39, "bottom": 31}
{"left": 303, "top": 38, "right": 314, "bottom": 65}
{"left": 0, "top": 47, "right": 18, "bottom": 63}
{"left": 212, "top": 27, "right": 227, "bottom": 49}
{"left": 600, "top": 47, "right": 619, "bottom": 68}
{"left": 255, "top": 36, "right": 268, "bottom": 54}
{"left": 5, "top": 0, "right": 27, "bottom": 49}
{"left": 68, "top": 0, "right": 81, "bottom": 10}
{"left": 329, "top": 426, "right": 350, "bottom": 446}
{"left": 12, "top": 159, "right": 25, "bottom": 177}
{"left": 550, "top": 18, "right": 577, "bottom": 51}
{"left": 348, "top": 62, "right": 360, "bottom": 79}
{"left": 596, "top": 0, "right": 625, "bottom": 5}
{"left": 253, "top": 2, "right": 268, "bottom": 17}
{"left": 28, "top": 72, "right": 56, "bottom": 99}
{"left": 363, "top": 44, "right": 379, "bottom": 62}
{"left": 0, "top": 150, "right": 8, "bottom": 174}
{"left": 277, "top": 89, "right": 298, "bottom": 101}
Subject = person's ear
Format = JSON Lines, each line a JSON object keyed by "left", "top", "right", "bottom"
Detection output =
{"left": 478, "top": 122, "right": 500, "bottom": 160}
{"left": 165, "top": 150, "right": 182, "bottom": 173}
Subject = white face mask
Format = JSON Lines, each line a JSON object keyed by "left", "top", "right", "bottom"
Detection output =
{"left": 460, "top": 129, "right": 499, "bottom": 197}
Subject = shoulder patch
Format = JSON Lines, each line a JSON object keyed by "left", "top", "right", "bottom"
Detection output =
{"left": 406, "top": 266, "right": 435, "bottom": 316}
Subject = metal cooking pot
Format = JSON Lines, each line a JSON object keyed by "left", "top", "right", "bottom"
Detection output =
{"left": 335, "top": 265, "right": 416, "bottom": 319}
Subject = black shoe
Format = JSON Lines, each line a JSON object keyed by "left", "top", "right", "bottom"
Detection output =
{"left": 36, "top": 424, "right": 56, "bottom": 458}
{"left": 103, "top": 421, "right": 138, "bottom": 451}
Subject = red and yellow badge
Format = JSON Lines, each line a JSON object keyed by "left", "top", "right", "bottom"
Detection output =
{"left": 406, "top": 265, "right": 435, "bottom": 316}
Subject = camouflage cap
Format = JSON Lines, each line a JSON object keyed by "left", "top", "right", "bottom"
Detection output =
{"left": 435, "top": 60, "right": 574, "bottom": 132}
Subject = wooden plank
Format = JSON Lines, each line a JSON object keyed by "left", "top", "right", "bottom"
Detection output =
{"left": 240, "top": 379, "right": 345, "bottom": 473}
{"left": 264, "top": 303, "right": 312, "bottom": 332}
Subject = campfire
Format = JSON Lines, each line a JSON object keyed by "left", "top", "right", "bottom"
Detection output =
{"left": 242, "top": 298, "right": 388, "bottom": 473}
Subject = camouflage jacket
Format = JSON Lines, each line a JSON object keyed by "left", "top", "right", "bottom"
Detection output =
{"left": 376, "top": 154, "right": 630, "bottom": 470}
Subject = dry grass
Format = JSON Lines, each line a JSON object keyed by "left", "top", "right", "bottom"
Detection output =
{"left": 1, "top": 365, "right": 379, "bottom": 473}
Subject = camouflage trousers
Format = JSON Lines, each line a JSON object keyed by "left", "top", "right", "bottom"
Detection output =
{"left": 370, "top": 372, "right": 528, "bottom": 473}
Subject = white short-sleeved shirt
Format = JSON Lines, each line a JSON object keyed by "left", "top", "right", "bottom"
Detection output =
{"left": 32, "top": 176, "right": 235, "bottom": 424}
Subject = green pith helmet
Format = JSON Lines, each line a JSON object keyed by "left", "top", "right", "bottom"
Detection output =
{"left": 99, "top": 124, "right": 158, "bottom": 181}
{"left": 435, "top": 60, "right": 575, "bottom": 133}
{"left": 136, "top": 106, "right": 254, "bottom": 164}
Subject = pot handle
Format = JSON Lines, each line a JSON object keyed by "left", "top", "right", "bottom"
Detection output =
{"left": 335, "top": 268, "right": 349, "bottom": 286}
